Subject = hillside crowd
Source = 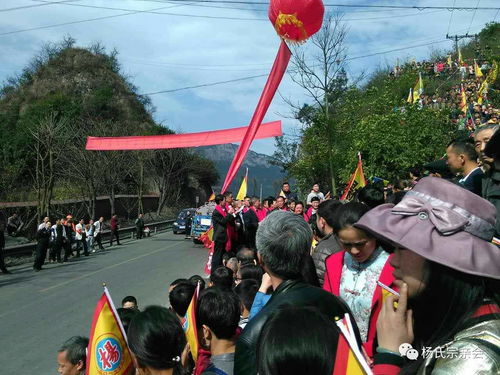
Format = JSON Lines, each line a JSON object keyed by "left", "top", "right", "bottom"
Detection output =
{"left": 52, "top": 123, "right": 500, "bottom": 375}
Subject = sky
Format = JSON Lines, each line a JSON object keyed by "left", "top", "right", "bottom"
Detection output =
{"left": 1, "top": 0, "right": 499, "bottom": 155}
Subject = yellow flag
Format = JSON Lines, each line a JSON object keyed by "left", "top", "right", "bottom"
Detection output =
{"left": 86, "top": 287, "right": 133, "bottom": 375}
{"left": 341, "top": 153, "right": 366, "bottom": 201}
{"left": 412, "top": 73, "right": 423, "bottom": 104}
{"left": 460, "top": 85, "right": 467, "bottom": 114}
{"left": 236, "top": 168, "right": 248, "bottom": 200}
{"left": 474, "top": 60, "right": 483, "bottom": 78}
{"left": 406, "top": 88, "right": 413, "bottom": 103}
{"left": 447, "top": 55, "right": 452, "bottom": 67}
{"left": 458, "top": 48, "right": 464, "bottom": 65}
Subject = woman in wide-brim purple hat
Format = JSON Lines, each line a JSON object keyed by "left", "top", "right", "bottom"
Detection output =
{"left": 354, "top": 176, "right": 500, "bottom": 375}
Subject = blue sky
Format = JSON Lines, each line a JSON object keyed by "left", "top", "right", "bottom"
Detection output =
{"left": 1, "top": 0, "right": 498, "bottom": 155}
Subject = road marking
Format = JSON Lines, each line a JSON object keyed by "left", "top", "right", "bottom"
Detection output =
{"left": 39, "top": 241, "right": 179, "bottom": 293}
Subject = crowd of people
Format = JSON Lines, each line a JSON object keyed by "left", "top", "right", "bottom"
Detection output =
{"left": 54, "top": 123, "right": 499, "bottom": 375}
{"left": 0, "top": 212, "right": 147, "bottom": 274}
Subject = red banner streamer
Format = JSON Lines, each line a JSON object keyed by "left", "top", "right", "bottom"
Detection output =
{"left": 221, "top": 40, "right": 291, "bottom": 193}
{"left": 85, "top": 121, "right": 282, "bottom": 151}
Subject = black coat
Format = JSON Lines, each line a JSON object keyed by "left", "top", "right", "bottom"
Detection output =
{"left": 212, "top": 207, "right": 234, "bottom": 243}
{"left": 234, "top": 280, "right": 360, "bottom": 375}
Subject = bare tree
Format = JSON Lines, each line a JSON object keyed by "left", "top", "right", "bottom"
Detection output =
{"left": 286, "top": 13, "right": 349, "bottom": 196}
{"left": 29, "top": 113, "right": 67, "bottom": 222}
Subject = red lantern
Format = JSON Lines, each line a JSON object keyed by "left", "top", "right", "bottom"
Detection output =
{"left": 269, "top": 0, "right": 325, "bottom": 43}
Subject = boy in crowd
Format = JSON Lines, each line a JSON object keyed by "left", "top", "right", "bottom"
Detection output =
{"left": 234, "top": 279, "right": 259, "bottom": 329}
{"left": 197, "top": 288, "right": 241, "bottom": 375}
{"left": 209, "top": 266, "right": 234, "bottom": 290}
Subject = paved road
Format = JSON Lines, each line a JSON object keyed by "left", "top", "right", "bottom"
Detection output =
{"left": 0, "top": 231, "right": 208, "bottom": 374}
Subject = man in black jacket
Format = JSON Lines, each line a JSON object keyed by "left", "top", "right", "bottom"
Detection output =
{"left": 211, "top": 194, "right": 235, "bottom": 272}
{"left": 243, "top": 197, "right": 259, "bottom": 248}
{"left": 234, "top": 211, "right": 360, "bottom": 375}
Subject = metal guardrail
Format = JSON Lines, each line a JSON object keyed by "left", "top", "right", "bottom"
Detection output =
{"left": 4, "top": 219, "right": 175, "bottom": 258}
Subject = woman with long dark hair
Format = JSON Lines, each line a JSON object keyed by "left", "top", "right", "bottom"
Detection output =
{"left": 356, "top": 177, "right": 500, "bottom": 374}
{"left": 323, "top": 202, "right": 394, "bottom": 358}
{"left": 128, "top": 306, "right": 187, "bottom": 375}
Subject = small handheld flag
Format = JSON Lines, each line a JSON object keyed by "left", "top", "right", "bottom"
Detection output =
{"left": 183, "top": 282, "right": 201, "bottom": 361}
{"left": 236, "top": 168, "right": 248, "bottom": 200}
{"left": 86, "top": 285, "right": 133, "bottom": 375}
{"left": 341, "top": 153, "right": 367, "bottom": 201}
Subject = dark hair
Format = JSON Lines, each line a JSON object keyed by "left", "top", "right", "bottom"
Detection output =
{"left": 331, "top": 202, "right": 370, "bottom": 234}
{"left": 215, "top": 194, "right": 225, "bottom": 204}
{"left": 128, "top": 306, "right": 186, "bottom": 370}
{"left": 223, "top": 191, "right": 232, "bottom": 198}
{"left": 189, "top": 275, "right": 206, "bottom": 292}
{"left": 236, "top": 247, "right": 256, "bottom": 266}
{"left": 122, "top": 295, "right": 138, "bottom": 307}
{"left": 170, "top": 278, "right": 188, "bottom": 287}
{"left": 309, "top": 214, "right": 323, "bottom": 240}
{"left": 210, "top": 266, "right": 234, "bottom": 290}
{"left": 316, "top": 200, "right": 342, "bottom": 227}
{"left": 257, "top": 306, "right": 339, "bottom": 375}
{"left": 58, "top": 336, "right": 89, "bottom": 367}
{"left": 386, "top": 191, "right": 406, "bottom": 205}
{"left": 282, "top": 182, "right": 289, "bottom": 186}
{"left": 310, "top": 196, "right": 320, "bottom": 202}
{"left": 301, "top": 254, "right": 320, "bottom": 287}
{"left": 234, "top": 279, "right": 259, "bottom": 311}
{"left": 447, "top": 140, "right": 477, "bottom": 161}
{"left": 276, "top": 196, "right": 285, "bottom": 201}
{"left": 403, "top": 261, "right": 500, "bottom": 374}
{"left": 239, "top": 264, "right": 264, "bottom": 284}
{"left": 169, "top": 281, "right": 195, "bottom": 316}
{"left": 357, "top": 185, "right": 385, "bottom": 209}
{"left": 117, "top": 307, "right": 140, "bottom": 333}
{"left": 196, "top": 288, "right": 240, "bottom": 339}
{"left": 222, "top": 251, "right": 236, "bottom": 264}
{"left": 264, "top": 197, "right": 275, "bottom": 207}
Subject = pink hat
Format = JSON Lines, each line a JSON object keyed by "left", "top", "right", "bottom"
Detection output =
{"left": 356, "top": 176, "right": 500, "bottom": 279}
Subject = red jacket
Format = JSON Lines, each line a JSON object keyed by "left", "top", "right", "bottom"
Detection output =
{"left": 323, "top": 251, "right": 395, "bottom": 358}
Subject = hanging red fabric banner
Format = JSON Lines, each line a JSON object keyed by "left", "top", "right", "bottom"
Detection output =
{"left": 221, "top": 41, "right": 291, "bottom": 193}
{"left": 85, "top": 121, "right": 282, "bottom": 151}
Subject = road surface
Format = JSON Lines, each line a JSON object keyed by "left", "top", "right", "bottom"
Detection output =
{"left": 0, "top": 231, "right": 208, "bottom": 374}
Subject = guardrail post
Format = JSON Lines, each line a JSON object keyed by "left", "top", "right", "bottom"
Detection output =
{"left": 131, "top": 232, "right": 134, "bottom": 239}
{"left": 155, "top": 227, "right": 157, "bottom": 234}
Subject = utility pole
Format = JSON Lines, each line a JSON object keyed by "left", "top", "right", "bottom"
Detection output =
{"left": 446, "top": 33, "right": 478, "bottom": 57}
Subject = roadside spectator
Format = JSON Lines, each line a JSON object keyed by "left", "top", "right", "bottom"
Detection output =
{"left": 235, "top": 264, "right": 264, "bottom": 285}
{"left": 127, "top": 306, "right": 186, "bottom": 375}
{"left": 234, "top": 279, "right": 259, "bottom": 329}
{"left": 189, "top": 274, "right": 206, "bottom": 292}
{"left": 236, "top": 247, "right": 256, "bottom": 267}
{"left": 117, "top": 307, "right": 139, "bottom": 334}
{"left": 93, "top": 217, "right": 105, "bottom": 251}
{"left": 122, "top": 295, "right": 138, "bottom": 310}
{"left": 306, "top": 183, "right": 325, "bottom": 204}
{"left": 109, "top": 214, "right": 121, "bottom": 246}
{"left": 280, "top": 182, "right": 298, "bottom": 202}
{"left": 75, "top": 219, "right": 88, "bottom": 257}
{"left": 209, "top": 266, "right": 234, "bottom": 290}
{"left": 57, "top": 336, "right": 88, "bottom": 375}
{"left": 34, "top": 220, "right": 51, "bottom": 271}
{"left": 85, "top": 219, "right": 95, "bottom": 251}
{"left": 135, "top": 213, "right": 145, "bottom": 239}
{"left": 7, "top": 213, "right": 23, "bottom": 236}
{"left": 446, "top": 140, "right": 483, "bottom": 195}
{"left": 169, "top": 280, "right": 195, "bottom": 320}
{"left": 197, "top": 288, "right": 240, "bottom": 375}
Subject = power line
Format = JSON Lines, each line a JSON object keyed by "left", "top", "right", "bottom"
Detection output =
{"left": 123, "top": 0, "right": 500, "bottom": 11}
{"left": 0, "top": 0, "right": 80, "bottom": 13}
{"left": 447, "top": 0, "right": 456, "bottom": 35}
{"left": 142, "top": 38, "right": 451, "bottom": 95}
{"left": 467, "top": 0, "right": 481, "bottom": 34}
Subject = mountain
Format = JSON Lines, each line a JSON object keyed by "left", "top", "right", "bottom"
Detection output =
{"left": 194, "top": 144, "right": 288, "bottom": 197}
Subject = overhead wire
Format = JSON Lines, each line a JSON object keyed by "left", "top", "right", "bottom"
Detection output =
{"left": 447, "top": 0, "right": 456, "bottom": 35}
{"left": 467, "top": 0, "right": 481, "bottom": 34}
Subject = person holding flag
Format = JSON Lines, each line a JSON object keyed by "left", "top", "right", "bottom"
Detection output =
{"left": 86, "top": 285, "right": 133, "bottom": 375}
{"left": 128, "top": 306, "right": 187, "bottom": 375}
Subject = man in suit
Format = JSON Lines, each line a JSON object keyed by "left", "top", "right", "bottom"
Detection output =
{"left": 243, "top": 197, "right": 259, "bottom": 248}
{"left": 446, "top": 140, "right": 484, "bottom": 195}
{"left": 211, "top": 194, "right": 235, "bottom": 273}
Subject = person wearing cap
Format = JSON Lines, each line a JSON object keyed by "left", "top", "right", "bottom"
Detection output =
{"left": 355, "top": 177, "right": 500, "bottom": 374}
{"left": 481, "top": 125, "right": 500, "bottom": 237}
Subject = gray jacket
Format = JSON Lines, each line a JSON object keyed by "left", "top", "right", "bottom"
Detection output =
{"left": 311, "top": 232, "right": 342, "bottom": 287}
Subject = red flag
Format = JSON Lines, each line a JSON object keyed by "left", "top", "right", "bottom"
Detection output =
{"left": 221, "top": 41, "right": 291, "bottom": 193}
{"left": 85, "top": 121, "right": 282, "bottom": 151}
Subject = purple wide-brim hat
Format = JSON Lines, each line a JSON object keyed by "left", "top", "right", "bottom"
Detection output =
{"left": 355, "top": 176, "right": 500, "bottom": 279}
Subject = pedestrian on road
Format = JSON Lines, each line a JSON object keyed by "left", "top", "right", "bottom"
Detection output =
{"left": 93, "top": 217, "right": 105, "bottom": 251}
{"left": 109, "top": 214, "right": 121, "bottom": 246}
{"left": 85, "top": 219, "right": 95, "bottom": 251}
{"left": 63, "top": 217, "right": 74, "bottom": 262}
{"left": 75, "top": 219, "right": 89, "bottom": 257}
{"left": 34, "top": 220, "right": 51, "bottom": 271}
{"left": 0, "top": 211, "right": 11, "bottom": 274}
{"left": 38, "top": 216, "right": 49, "bottom": 230}
{"left": 50, "top": 219, "right": 65, "bottom": 263}
{"left": 135, "top": 213, "right": 145, "bottom": 239}
{"left": 212, "top": 194, "right": 235, "bottom": 272}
